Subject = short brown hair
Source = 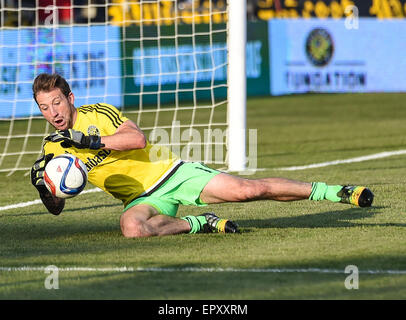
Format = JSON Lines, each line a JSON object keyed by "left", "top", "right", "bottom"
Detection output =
{"left": 32, "top": 73, "right": 71, "bottom": 104}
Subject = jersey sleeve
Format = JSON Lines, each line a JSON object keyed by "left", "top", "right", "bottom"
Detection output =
{"left": 94, "top": 103, "right": 129, "bottom": 129}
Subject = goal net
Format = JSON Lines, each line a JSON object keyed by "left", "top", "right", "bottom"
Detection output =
{"left": 0, "top": 0, "right": 246, "bottom": 176}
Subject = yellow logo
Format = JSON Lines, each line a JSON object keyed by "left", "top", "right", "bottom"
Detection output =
{"left": 305, "top": 28, "right": 334, "bottom": 67}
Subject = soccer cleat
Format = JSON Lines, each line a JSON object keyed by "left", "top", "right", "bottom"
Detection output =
{"left": 199, "top": 212, "right": 239, "bottom": 233}
{"left": 337, "top": 186, "right": 374, "bottom": 207}
{"left": 198, "top": 221, "right": 214, "bottom": 233}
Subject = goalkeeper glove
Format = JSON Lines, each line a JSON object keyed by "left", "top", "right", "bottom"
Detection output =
{"left": 45, "top": 129, "right": 105, "bottom": 149}
{"left": 30, "top": 153, "right": 54, "bottom": 194}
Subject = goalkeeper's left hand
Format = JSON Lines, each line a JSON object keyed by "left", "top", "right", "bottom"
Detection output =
{"left": 31, "top": 153, "right": 54, "bottom": 194}
{"left": 45, "top": 129, "right": 105, "bottom": 149}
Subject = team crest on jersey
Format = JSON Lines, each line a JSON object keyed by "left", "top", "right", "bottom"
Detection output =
{"left": 87, "top": 125, "right": 100, "bottom": 136}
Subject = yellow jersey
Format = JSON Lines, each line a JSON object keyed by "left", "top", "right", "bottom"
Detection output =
{"left": 43, "top": 103, "right": 181, "bottom": 206}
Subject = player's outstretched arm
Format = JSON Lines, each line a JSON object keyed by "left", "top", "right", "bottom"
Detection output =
{"left": 31, "top": 153, "right": 65, "bottom": 215}
{"left": 100, "top": 120, "right": 147, "bottom": 151}
{"left": 45, "top": 120, "right": 146, "bottom": 152}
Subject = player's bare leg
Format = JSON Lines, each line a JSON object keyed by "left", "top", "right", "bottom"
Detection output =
{"left": 120, "top": 204, "right": 190, "bottom": 238}
{"left": 200, "top": 173, "right": 312, "bottom": 204}
{"left": 200, "top": 173, "right": 373, "bottom": 207}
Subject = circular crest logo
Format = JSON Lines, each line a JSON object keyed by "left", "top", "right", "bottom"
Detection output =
{"left": 87, "top": 125, "right": 100, "bottom": 136}
{"left": 305, "top": 28, "right": 334, "bottom": 67}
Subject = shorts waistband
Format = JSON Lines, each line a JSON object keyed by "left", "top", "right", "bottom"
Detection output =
{"left": 128, "top": 160, "right": 184, "bottom": 203}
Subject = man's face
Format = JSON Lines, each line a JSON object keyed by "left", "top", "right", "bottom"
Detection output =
{"left": 36, "top": 88, "right": 77, "bottom": 130}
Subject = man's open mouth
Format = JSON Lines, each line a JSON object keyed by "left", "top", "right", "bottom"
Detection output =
{"left": 54, "top": 119, "right": 64, "bottom": 126}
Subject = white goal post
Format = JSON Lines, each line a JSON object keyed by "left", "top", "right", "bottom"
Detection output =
{"left": 227, "top": 0, "right": 247, "bottom": 172}
{"left": 0, "top": 0, "right": 247, "bottom": 175}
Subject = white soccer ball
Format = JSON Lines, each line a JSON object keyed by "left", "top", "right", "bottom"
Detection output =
{"left": 44, "top": 154, "right": 88, "bottom": 199}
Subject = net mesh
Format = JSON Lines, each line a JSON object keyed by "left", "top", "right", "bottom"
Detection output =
{"left": 0, "top": 0, "right": 229, "bottom": 175}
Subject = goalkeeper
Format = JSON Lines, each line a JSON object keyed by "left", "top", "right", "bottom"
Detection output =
{"left": 30, "top": 73, "right": 374, "bottom": 237}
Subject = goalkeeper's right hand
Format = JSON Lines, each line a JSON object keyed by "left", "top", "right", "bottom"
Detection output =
{"left": 30, "top": 153, "right": 54, "bottom": 194}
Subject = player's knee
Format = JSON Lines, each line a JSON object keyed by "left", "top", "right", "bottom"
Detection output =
{"left": 120, "top": 216, "right": 152, "bottom": 238}
{"left": 236, "top": 179, "right": 268, "bottom": 202}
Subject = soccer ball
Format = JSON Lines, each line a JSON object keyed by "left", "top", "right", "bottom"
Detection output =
{"left": 44, "top": 154, "right": 88, "bottom": 199}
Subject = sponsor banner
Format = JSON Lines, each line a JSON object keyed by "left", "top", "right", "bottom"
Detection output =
{"left": 255, "top": 0, "right": 406, "bottom": 19}
{"left": 0, "top": 25, "right": 121, "bottom": 118}
{"left": 269, "top": 19, "right": 406, "bottom": 95}
{"left": 101, "top": 0, "right": 406, "bottom": 26}
{"left": 108, "top": 0, "right": 228, "bottom": 26}
{"left": 122, "top": 21, "right": 270, "bottom": 107}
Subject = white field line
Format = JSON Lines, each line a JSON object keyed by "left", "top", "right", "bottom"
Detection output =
{"left": 0, "top": 266, "right": 405, "bottom": 275}
{"left": 2, "top": 149, "right": 406, "bottom": 212}
{"left": 0, "top": 187, "right": 102, "bottom": 212}
{"left": 275, "top": 149, "right": 406, "bottom": 171}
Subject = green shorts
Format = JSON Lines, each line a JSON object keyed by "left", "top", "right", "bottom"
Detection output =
{"left": 124, "top": 162, "right": 222, "bottom": 217}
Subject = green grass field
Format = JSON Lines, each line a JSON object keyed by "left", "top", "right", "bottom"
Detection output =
{"left": 0, "top": 93, "right": 406, "bottom": 300}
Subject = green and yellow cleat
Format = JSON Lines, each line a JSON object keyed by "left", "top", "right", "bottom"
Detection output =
{"left": 337, "top": 186, "right": 374, "bottom": 207}
{"left": 199, "top": 212, "right": 239, "bottom": 233}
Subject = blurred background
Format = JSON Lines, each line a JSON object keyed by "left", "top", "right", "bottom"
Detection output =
{"left": 2, "top": 0, "right": 405, "bottom": 114}
{"left": 1, "top": 0, "right": 405, "bottom": 27}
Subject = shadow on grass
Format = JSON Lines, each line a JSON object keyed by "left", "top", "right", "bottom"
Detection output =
{"left": 236, "top": 206, "right": 406, "bottom": 229}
